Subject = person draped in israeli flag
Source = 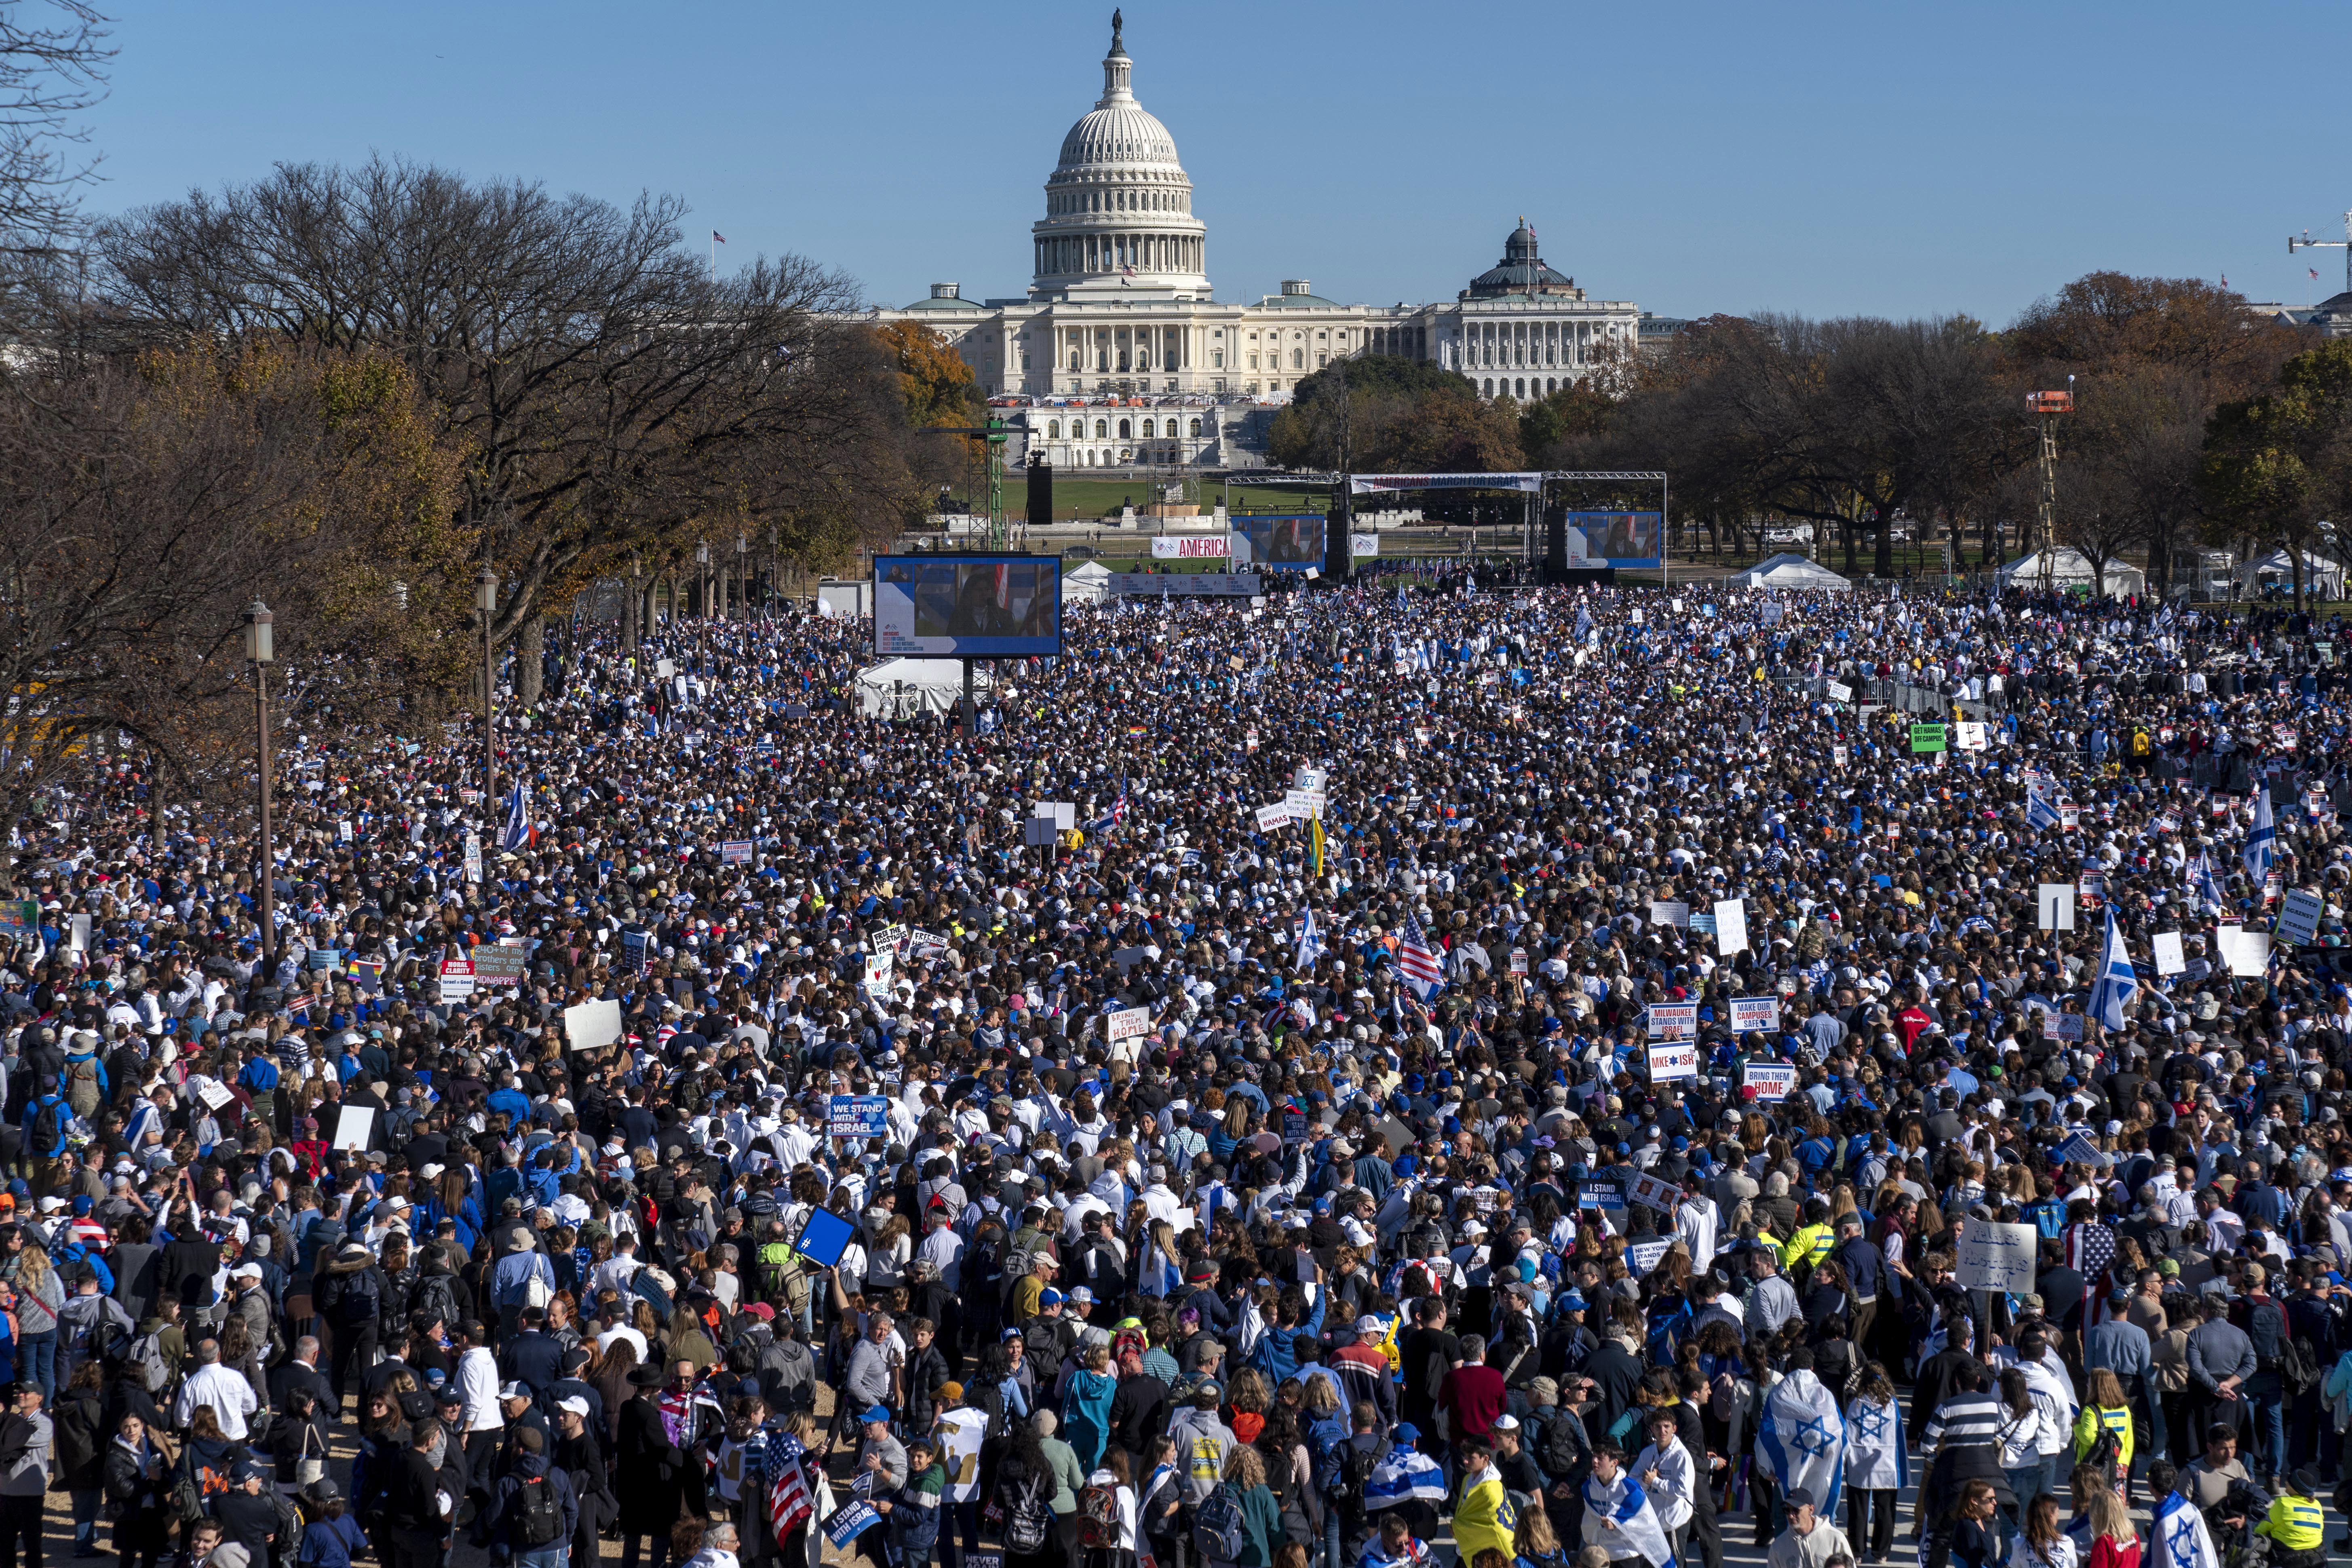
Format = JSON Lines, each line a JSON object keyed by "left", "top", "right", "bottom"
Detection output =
{"left": 2089, "top": 905, "right": 2137, "bottom": 1031}
{"left": 1757, "top": 1359, "right": 1847, "bottom": 1520}
{"left": 2153, "top": 1480, "right": 2221, "bottom": 1568}
{"left": 1579, "top": 1443, "right": 1675, "bottom": 1568}
{"left": 1842, "top": 1373, "right": 1907, "bottom": 1554}
{"left": 1295, "top": 907, "right": 1326, "bottom": 971}
{"left": 1362, "top": 1423, "right": 1447, "bottom": 1520}
{"left": 2245, "top": 785, "right": 2276, "bottom": 880}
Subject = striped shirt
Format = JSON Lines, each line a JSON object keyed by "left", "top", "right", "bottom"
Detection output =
{"left": 1922, "top": 1391, "right": 2004, "bottom": 1453}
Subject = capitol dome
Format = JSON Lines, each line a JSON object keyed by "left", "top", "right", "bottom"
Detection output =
{"left": 1030, "top": 12, "right": 1209, "bottom": 300}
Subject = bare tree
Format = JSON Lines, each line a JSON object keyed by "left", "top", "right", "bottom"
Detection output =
{"left": 93, "top": 156, "right": 920, "bottom": 651}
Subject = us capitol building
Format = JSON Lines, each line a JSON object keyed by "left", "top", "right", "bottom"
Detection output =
{"left": 870, "top": 12, "right": 1651, "bottom": 472}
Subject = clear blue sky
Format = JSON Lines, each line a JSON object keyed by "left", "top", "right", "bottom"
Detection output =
{"left": 88, "top": 0, "right": 2352, "bottom": 324}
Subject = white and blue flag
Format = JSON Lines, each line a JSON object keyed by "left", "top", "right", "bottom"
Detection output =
{"left": 2154, "top": 1490, "right": 2221, "bottom": 1568}
{"left": 1362, "top": 1441, "right": 1447, "bottom": 1511}
{"left": 1757, "top": 1368, "right": 1846, "bottom": 1517}
{"left": 498, "top": 779, "right": 531, "bottom": 852}
{"left": 1294, "top": 907, "right": 1326, "bottom": 971}
{"left": 2245, "top": 785, "right": 2276, "bottom": 880}
{"left": 2026, "top": 783, "right": 2062, "bottom": 833}
{"left": 2089, "top": 905, "right": 2137, "bottom": 1031}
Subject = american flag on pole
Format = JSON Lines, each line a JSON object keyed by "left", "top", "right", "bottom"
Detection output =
{"left": 713, "top": 230, "right": 728, "bottom": 244}
{"left": 2065, "top": 1219, "right": 2117, "bottom": 1325}
{"left": 765, "top": 1433, "right": 814, "bottom": 1540}
{"left": 1396, "top": 914, "right": 1445, "bottom": 1000}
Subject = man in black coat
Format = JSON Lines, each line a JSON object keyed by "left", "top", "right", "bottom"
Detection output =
{"left": 498, "top": 1306, "right": 565, "bottom": 1395}
{"left": 384, "top": 1419, "right": 450, "bottom": 1568}
{"left": 615, "top": 1364, "right": 690, "bottom": 1568}
{"left": 267, "top": 1335, "right": 337, "bottom": 1421}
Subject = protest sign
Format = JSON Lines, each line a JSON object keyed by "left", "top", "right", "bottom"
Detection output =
{"left": 2053, "top": 1132, "right": 2113, "bottom": 1168}
{"left": 1626, "top": 1171, "right": 1682, "bottom": 1213}
{"left": 1729, "top": 997, "right": 1781, "bottom": 1034}
{"left": 1955, "top": 722, "right": 1988, "bottom": 751}
{"left": 562, "top": 998, "right": 624, "bottom": 1053}
{"left": 1647, "top": 1043, "right": 1699, "bottom": 1081}
{"left": 463, "top": 834, "right": 482, "bottom": 883}
{"left": 0, "top": 901, "right": 36, "bottom": 936}
{"left": 470, "top": 945, "right": 526, "bottom": 988}
{"left": 1625, "top": 1238, "right": 1671, "bottom": 1275}
{"left": 1105, "top": 1006, "right": 1152, "bottom": 1043}
{"left": 827, "top": 1095, "right": 890, "bottom": 1140}
{"left": 1826, "top": 681, "right": 1852, "bottom": 703}
{"left": 437, "top": 960, "right": 475, "bottom": 1001}
{"left": 2037, "top": 883, "right": 2076, "bottom": 931}
{"left": 1645, "top": 1002, "right": 1697, "bottom": 1040}
{"left": 65, "top": 913, "right": 89, "bottom": 953}
{"left": 1255, "top": 802, "right": 1294, "bottom": 831}
{"left": 1742, "top": 1062, "right": 1799, "bottom": 1099}
{"left": 1283, "top": 789, "right": 1322, "bottom": 823}
{"left": 2219, "top": 925, "right": 2271, "bottom": 977}
{"left": 1648, "top": 900, "right": 1690, "bottom": 929}
{"left": 822, "top": 1503, "right": 881, "bottom": 1548}
{"left": 1713, "top": 899, "right": 1749, "bottom": 956}
{"left": 2045, "top": 1013, "right": 2084, "bottom": 1043}
{"left": 721, "top": 840, "right": 754, "bottom": 866}
{"left": 2152, "top": 931, "right": 2186, "bottom": 975}
{"left": 1280, "top": 1109, "right": 1308, "bottom": 1144}
{"left": 620, "top": 930, "right": 649, "bottom": 975}
{"left": 1955, "top": 1222, "right": 2038, "bottom": 1292}
{"left": 331, "top": 1106, "right": 374, "bottom": 1153}
{"left": 1295, "top": 766, "right": 1328, "bottom": 793}
{"left": 2279, "top": 888, "right": 2325, "bottom": 946}
{"left": 789, "top": 1206, "right": 856, "bottom": 1269}
{"left": 197, "top": 1080, "right": 236, "bottom": 1111}
{"left": 1910, "top": 723, "right": 1946, "bottom": 754}
{"left": 864, "top": 953, "right": 893, "bottom": 988}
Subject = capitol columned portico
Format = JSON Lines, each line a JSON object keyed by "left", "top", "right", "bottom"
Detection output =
{"left": 871, "top": 13, "right": 1645, "bottom": 469}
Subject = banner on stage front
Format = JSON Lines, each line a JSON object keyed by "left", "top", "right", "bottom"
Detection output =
{"left": 1348, "top": 473, "right": 1544, "bottom": 494}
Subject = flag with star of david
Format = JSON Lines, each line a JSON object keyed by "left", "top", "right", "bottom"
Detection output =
{"left": 2154, "top": 1489, "right": 2220, "bottom": 1568}
{"left": 1757, "top": 1368, "right": 1846, "bottom": 1517}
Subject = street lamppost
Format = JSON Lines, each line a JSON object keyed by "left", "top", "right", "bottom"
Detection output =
{"left": 243, "top": 599, "right": 276, "bottom": 972}
{"left": 696, "top": 540, "right": 711, "bottom": 618}
{"left": 477, "top": 566, "right": 498, "bottom": 801}
{"left": 736, "top": 534, "right": 749, "bottom": 618}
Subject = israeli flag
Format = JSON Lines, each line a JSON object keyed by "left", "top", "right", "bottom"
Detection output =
{"left": 2026, "top": 785, "right": 2062, "bottom": 832}
{"left": 498, "top": 779, "right": 531, "bottom": 852}
{"left": 1841, "top": 1395, "right": 1908, "bottom": 1493}
{"left": 2245, "top": 786, "right": 2276, "bottom": 880}
{"left": 1757, "top": 1368, "right": 1846, "bottom": 1517}
{"left": 2089, "top": 904, "right": 2138, "bottom": 1031}
{"left": 1362, "top": 1443, "right": 1447, "bottom": 1511}
{"left": 2154, "top": 1490, "right": 2221, "bottom": 1568}
{"left": 1294, "top": 907, "right": 1327, "bottom": 971}
{"left": 2194, "top": 853, "right": 2225, "bottom": 912}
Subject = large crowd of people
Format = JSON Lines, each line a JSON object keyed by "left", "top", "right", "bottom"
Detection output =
{"left": 0, "top": 572, "right": 2340, "bottom": 1568}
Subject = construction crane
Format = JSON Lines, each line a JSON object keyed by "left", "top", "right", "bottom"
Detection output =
{"left": 2290, "top": 209, "right": 2352, "bottom": 297}
{"left": 2028, "top": 383, "right": 2073, "bottom": 592}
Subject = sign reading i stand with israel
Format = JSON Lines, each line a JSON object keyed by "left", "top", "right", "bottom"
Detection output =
{"left": 1743, "top": 1062, "right": 1799, "bottom": 1099}
{"left": 1647, "top": 1042, "right": 1699, "bottom": 1081}
{"left": 1955, "top": 1221, "right": 2039, "bottom": 1292}
{"left": 827, "top": 1095, "right": 890, "bottom": 1140}
{"left": 1729, "top": 997, "right": 1781, "bottom": 1033}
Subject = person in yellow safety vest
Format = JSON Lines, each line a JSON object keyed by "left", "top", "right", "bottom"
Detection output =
{"left": 2256, "top": 1467, "right": 2327, "bottom": 1568}
{"left": 1777, "top": 1198, "right": 1837, "bottom": 1273}
{"left": 2068, "top": 1368, "right": 2134, "bottom": 1475}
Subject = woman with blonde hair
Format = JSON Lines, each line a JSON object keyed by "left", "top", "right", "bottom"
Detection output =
{"left": 15, "top": 1244, "right": 60, "bottom": 1401}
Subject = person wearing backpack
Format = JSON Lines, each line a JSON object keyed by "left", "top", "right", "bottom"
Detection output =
{"left": 318, "top": 1243, "right": 387, "bottom": 1412}
{"left": 480, "top": 1424, "right": 578, "bottom": 1568}
{"left": 20, "top": 1076, "right": 72, "bottom": 1193}
{"left": 1198, "top": 1445, "right": 1279, "bottom": 1568}
{"left": 989, "top": 1414, "right": 1064, "bottom": 1568}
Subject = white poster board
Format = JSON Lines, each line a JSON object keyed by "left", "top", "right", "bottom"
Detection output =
{"left": 1647, "top": 1042, "right": 1700, "bottom": 1082}
{"left": 1255, "top": 803, "right": 1294, "bottom": 831}
{"left": 2152, "top": 931, "right": 2186, "bottom": 976}
{"left": 1105, "top": 1006, "right": 1152, "bottom": 1043}
{"left": 563, "top": 997, "right": 625, "bottom": 1052}
{"left": 2219, "top": 926, "right": 2271, "bottom": 977}
{"left": 2037, "top": 883, "right": 2076, "bottom": 931}
{"left": 1648, "top": 900, "right": 1690, "bottom": 929}
{"left": 1626, "top": 1171, "right": 1682, "bottom": 1213}
{"left": 1742, "top": 1062, "right": 1799, "bottom": 1099}
{"left": 331, "top": 1105, "right": 374, "bottom": 1153}
{"left": 1728, "top": 997, "right": 1781, "bottom": 1034}
{"left": 1955, "top": 1221, "right": 2039, "bottom": 1293}
{"left": 1713, "top": 898, "right": 1749, "bottom": 956}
